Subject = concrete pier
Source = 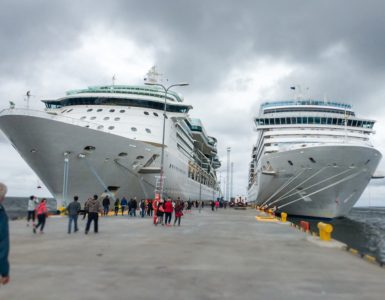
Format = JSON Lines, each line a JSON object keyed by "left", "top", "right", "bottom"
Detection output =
{"left": 1, "top": 209, "right": 385, "bottom": 299}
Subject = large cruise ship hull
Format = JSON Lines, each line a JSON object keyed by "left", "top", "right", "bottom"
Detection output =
{"left": 0, "top": 110, "right": 219, "bottom": 205}
{"left": 248, "top": 145, "right": 381, "bottom": 218}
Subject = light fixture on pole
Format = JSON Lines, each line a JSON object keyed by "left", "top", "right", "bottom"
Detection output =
{"left": 144, "top": 81, "right": 189, "bottom": 199}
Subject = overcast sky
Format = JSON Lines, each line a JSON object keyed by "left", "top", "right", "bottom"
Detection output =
{"left": 1, "top": 0, "right": 385, "bottom": 206}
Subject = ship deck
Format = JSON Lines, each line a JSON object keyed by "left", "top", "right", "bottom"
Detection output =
{"left": 3, "top": 208, "right": 385, "bottom": 299}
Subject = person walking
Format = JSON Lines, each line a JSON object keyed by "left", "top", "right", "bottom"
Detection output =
{"left": 198, "top": 200, "right": 203, "bottom": 213}
{"left": 152, "top": 198, "right": 159, "bottom": 225}
{"left": 156, "top": 200, "right": 165, "bottom": 226}
{"left": 120, "top": 196, "right": 128, "bottom": 216}
{"left": 27, "top": 195, "right": 38, "bottom": 227}
{"left": 82, "top": 198, "right": 91, "bottom": 220}
{"left": 102, "top": 195, "right": 110, "bottom": 216}
{"left": 215, "top": 200, "right": 220, "bottom": 211}
{"left": 174, "top": 200, "right": 184, "bottom": 226}
{"left": 164, "top": 198, "right": 173, "bottom": 226}
{"left": 0, "top": 183, "right": 10, "bottom": 285}
{"left": 114, "top": 198, "right": 120, "bottom": 216}
{"left": 140, "top": 200, "right": 146, "bottom": 218}
{"left": 34, "top": 198, "right": 48, "bottom": 234}
{"left": 85, "top": 195, "right": 101, "bottom": 234}
{"left": 67, "top": 196, "right": 81, "bottom": 234}
{"left": 211, "top": 200, "right": 215, "bottom": 211}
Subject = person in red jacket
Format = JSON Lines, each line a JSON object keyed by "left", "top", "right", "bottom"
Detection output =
{"left": 34, "top": 198, "right": 48, "bottom": 234}
{"left": 152, "top": 198, "right": 159, "bottom": 225}
{"left": 163, "top": 198, "right": 173, "bottom": 226}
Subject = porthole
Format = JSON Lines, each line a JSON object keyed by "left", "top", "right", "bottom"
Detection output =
{"left": 309, "top": 157, "right": 316, "bottom": 163}
{"left": 109, "top": 109, "right": 115, "bottom": 113}
{"left": 103, "top": 117, "right": 110, "bottom": 120}
{"left": 87, "top": 108, "right": 93, "bottom": 112}
{"left": 85, "top": 125, "right": 90, "bottom": 128}
{"left": 97, "top": 125, "right": 104, "bottom": 130}
{"left": 131, "top": 127, "right": 137, "bottom": 132}
{"left": 90, "top": 116, "right": 96, "bottom": 120}
{"left": 120, "top": 110, "right": 125, "bottom": 113}
{"left": 144, "top": 111, "right": 149, "bottom": 115}
{"left": 153, "top": 112, "right": 158, "bottom": 117}
{"left": 108, "top": 126, "right": 115, "bottom": 130}
{"left": 80, "top": 116, "right": 86, "bottom": 120}
{"left": 136, "top": 155, "right": 144, "bottom": 160}
{"left": 118, "top": 152, "right": 128, "bottom": 157}
{"left": 97, "top": 109, "right": 103, "bottom": 112}
{"left": 114, "top": 117, "right": 120, "bottom": 121}
{"left": 288, "top": 160, "right": 293, "bottom": 166}
{"left": 84, "top": 146, "right": 96, "bottom": 152}
{"left": 145, "top": 128, "right": 151, "bottom": 133}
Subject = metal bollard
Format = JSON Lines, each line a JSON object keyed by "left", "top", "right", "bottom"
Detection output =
{"left": 317, "top": 222, "right": 333, "bottom": 241}
{"left": 281, "top": 212, "right": 287, "bottom": 222}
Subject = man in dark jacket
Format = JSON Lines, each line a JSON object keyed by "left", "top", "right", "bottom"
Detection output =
{"left": 0, "top": 183, "right": 10, "bottom": 285}
{"left": 67, "top": 196, "right": 81, "bottom": 234}
{"left": 102, "top": 195, "right": 110, "bottom": 216}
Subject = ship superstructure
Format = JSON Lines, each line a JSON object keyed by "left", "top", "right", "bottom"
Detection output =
{"left": 247, "top": 99, "right": 381, "bottom": 218}
{"left": 0, "top": 70, "right": 221, "bottom": 205}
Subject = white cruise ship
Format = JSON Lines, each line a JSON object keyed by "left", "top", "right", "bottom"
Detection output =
{"left": 247, "top": 99, "right": 382, "bottom": 218}
{"left": 0, "top": 68, "right": 221, "bottom": 206}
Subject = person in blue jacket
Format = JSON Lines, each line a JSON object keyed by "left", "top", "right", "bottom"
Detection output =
{"left": 0, "top": 182, "right": 10, "bottom": 285}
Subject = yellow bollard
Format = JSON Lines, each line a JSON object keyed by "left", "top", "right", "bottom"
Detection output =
{"left": 281, "top": 212, "right": 287, "bottom": 222}
{"left": 317, "top": 222, "right": 333, "bottom": 241}
{"left": 58, "top": 206, "right": 67, "bottom": 216}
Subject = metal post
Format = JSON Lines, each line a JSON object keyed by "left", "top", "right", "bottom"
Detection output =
{"left": 230, "top": 162, "right": 234, "bottom": 200}
{"left": 144, "top": 81, "right": 189, "bottom": 200}
{"left": 226, "top": 147, "right": 231, "bottom": 201}
{"left": 62, "top": 155, "right": 69, "bottom": 207}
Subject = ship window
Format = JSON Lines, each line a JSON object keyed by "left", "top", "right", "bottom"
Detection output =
{"left": 104, "top": 117, "right": 110, "bottom": 120}
{"left": 332, "top": 118, "right": 337, "bottom": 125}
{"left": 288, "top": 160, "right": 293, "bottom": 166}
{"left": 108, "top": 126, "right": 115, "bottom": 130}
{"left": 145, "top": 128, "right": 151, "bottom": 133}
{"left": 97, "top": 125, "right": 104, "bottom": 130}
{"left": 97, "top": 109, "right": 103, "bottom": 112}
{"left": 118, "top": 152, "right": 127, "bottom": 157}
{"left": 80, "top": 116, "right": 86, "bottom": 120}
{"left": 357, "top": 120, "right": 363, "bottom": 127}
{"left": 308, "top": 117, "right": 314, "bottom": 124}
{"left": 87, "top": 108, "right": 93, "bottom": 112}
{"left": 144, "top": 111, "right": 149, "bottom": 115}
{"left": 309, "top": 157, "right": 316, "bottom": 163}
{"left": 109, "top": 109, "right": 115, "bottom": 113}
{"left": 291, "top": 117, "right": 296, "bottom": 124}
{"left": 286, "top": 117, "right": 291, "bottom": 125}
{"left": 90, "top": 116, "right": 96, "bottom": 120}
{"left": 326, "top": 118, "right": 332, "bottom": 124}
{"left": 119, "top": 110, "right": 125, "bottom": 113}
{"left": 270, "top": 119, "right": 275, "bottom": 125}
{"left": 315, "top": 117, "right": 320, "bottom": 124}
{"left": 131, "top": 127, "right": 137, "bottom": 132}
{"left": 136, "top": 155, "right": 144, "bottom": 160}
{"left": 321, "top": 117, "right": 327, "bottom": 124}
{"left": 275, "top": 118, "right": 280, "bottom": 125}
{"left": 280, "top": 118, "right": 285, "bottom": 125}
{"left": 153, "top": 112, "right": 159, "bottom": 117}
{"left": 114, "top": 117, "right": 120, "bottom": 121}
{"left": 347, "top": 120, "right": 353, "bottom": 126}
{"left": 84, "top": 146, "right": 96, "bottom": 152}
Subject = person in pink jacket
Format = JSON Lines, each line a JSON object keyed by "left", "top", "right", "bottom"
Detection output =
{"left": 34, "top": 198, "right": 48, "bottom": 234}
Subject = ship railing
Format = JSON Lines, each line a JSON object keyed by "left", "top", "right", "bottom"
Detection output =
{"left": 0, "top": 107, "right": 104, "bottom": 130}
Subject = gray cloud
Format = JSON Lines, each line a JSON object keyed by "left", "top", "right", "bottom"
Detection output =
{"left": 1, "top": 0, "right": 385, "bottom": 199}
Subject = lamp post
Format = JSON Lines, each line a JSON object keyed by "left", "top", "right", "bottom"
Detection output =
{"left": 144, "top": 81, "right": 189, "bottom": 199}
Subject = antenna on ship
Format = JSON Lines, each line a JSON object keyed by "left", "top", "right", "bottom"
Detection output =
{"left": 25, "top": 90, "right": 32, "bottom": 109}
{"left": 144, "top": 66, "right": 165, "bottom": 84}
{"left": 112, "top": 74, "right": 116, "bottom": 87}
